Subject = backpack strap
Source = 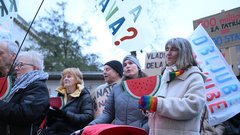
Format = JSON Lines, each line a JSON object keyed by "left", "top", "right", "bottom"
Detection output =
{"left": 200, "top": 106, "right": 207, "bottom": 133}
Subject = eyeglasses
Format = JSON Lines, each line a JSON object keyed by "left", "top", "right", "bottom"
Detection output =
{"left": 15, "top": 62, "right": 34, "bottom": 68}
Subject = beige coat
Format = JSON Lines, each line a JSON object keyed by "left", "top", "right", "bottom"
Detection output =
{"left": 148, "top": 66, "right": 206, "bottom": 135}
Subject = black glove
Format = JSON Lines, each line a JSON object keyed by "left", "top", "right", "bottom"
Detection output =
{"left": 51, "top": 107, "right": 67, "bottom": 118}
{"left": 47, "top": 108, "right": 56, "bottom": 117}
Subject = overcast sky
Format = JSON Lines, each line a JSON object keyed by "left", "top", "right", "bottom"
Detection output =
{"left": 18, "top": 0, "right": 240, "bottom": 67}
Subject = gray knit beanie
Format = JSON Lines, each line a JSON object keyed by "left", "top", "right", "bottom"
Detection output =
{"left": 123, "top": 55, "right": 141, "bottom": 69}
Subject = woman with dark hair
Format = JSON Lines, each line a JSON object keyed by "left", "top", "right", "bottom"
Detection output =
{"left": 88, "top": 55, "right": 149, "bottom": 133}
{"left": 139, "top": 37, "right": 207, "bottom": 135}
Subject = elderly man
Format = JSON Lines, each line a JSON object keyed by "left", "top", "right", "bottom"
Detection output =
{"left": 0, "top": 32, "right": 19, "bottom": 101}
{"left": 0, "top": 31, "right": 19, "bottom": 77}
{"left": 0, "top": 50, "right": 49, "bottom": 135}
{"left": 0, "top": 40, "right": 18, "bottom": 77}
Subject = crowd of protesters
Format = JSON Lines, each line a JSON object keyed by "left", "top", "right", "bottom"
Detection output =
{"left": 1, "top": 31, "right": 240, "bottom": 135}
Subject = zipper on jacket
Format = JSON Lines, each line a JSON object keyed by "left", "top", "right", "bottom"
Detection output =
{"left": 6, "top": 125, "right": 10, "bottom": 135}
{"left": 30, "top": 123, "right": 33, "bottom": 135}
{"left": 125, "top": 95, "right": 130, "bottom": 124}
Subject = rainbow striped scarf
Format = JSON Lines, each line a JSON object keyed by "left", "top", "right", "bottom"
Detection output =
{"left": 169, "top": 70, "right": 184, "bottom": 82}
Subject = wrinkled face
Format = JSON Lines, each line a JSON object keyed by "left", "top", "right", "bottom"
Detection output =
{"left": 15, "top": 57, "right": 35, "bottom": 78}
{"left": 165, "top": 45, "right": 179, "bottom": 66}
{"left": 62, "top": 73, "right": 77, "bottom": 88}
{"left": 123, "top": 60, "right": 139, "bottom": 79}
{"left": 0, "top": 42, "right": 15, "bottom": 73}
{"left": 103, "top": 65, "right": 120, "bottom": 84}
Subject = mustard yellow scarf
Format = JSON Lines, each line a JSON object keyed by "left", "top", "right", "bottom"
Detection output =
{"left": 56, "top": 84, "right": 84, "bottom": 105}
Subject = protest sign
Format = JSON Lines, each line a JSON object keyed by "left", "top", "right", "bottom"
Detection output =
{"left": 91, "top": 84, "right": 113, "bottom": 118}
{"left": 143, "top": 51, "right": 165, "bottom": 76}
{"left": 193, "top": 7, "right": 240, "bottom": 76}
{"left": 193, "top": 7, "right": 240, "bottom": 49}
{"left": 189, "top": 24, "right": 240, "bottom": 126}
{"left": 0, "top": 0, "right": 18, "bottom": 32}
{"left": 97, "top": 0, "right": 155, "bottom": 51}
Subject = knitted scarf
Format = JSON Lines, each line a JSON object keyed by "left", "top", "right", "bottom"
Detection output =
{"left": 169, "top": 70, "right": 184, "bottom": 82}
{"left": 5, "top": 70, "right": 49, "bottom": 102}
{"left": 162, "top": 65, "right": 184, "bottom": 83}
{"left": 56, "top": 84, "right": 84, "bottom": 105}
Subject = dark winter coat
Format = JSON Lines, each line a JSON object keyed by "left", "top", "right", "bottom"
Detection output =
{"left": 45, "top": 88, "right": 94, "bottom": 135}
{"left": 223, "top": 113, "right": 240, "bottom": 135}
{"left": 0, "top": 80, "right": 50, "bottom": 135}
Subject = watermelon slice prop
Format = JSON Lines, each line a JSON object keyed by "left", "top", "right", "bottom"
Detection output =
{"left": 0, "top": 76, "right": 12, "bottom": 100}
{"left": 122, "top": 75, "right": 161, "bottom": 99}
{"left": 50, "top": 96, "right": 65, "bottom": 109}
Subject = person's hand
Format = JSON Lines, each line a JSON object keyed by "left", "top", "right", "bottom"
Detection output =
{"left": 138, "top": 95, "right": 158, "bottom": 113}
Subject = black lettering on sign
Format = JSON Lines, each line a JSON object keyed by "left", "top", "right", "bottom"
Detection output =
{"left": 147, "top": 52, "right": 165, "bottom": 60}
{"left": 9, "top": 0, "right": 17, "bottom": 12}
{"left": 211, "top": 26, "right": 219, "bottom": 32}
{"left": 0, "top": 0, "right": 8, "bottom": 17}
{"left": 0, "top": 0, "right": 17, "bottom": 17}
{"left": 96, "top": 85, "right": 112, "bottom": 98}
{"left": 146, "top": 61, "right": 164, "bottom": 69}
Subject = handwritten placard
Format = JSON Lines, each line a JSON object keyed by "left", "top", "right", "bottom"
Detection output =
{"left": 91, "top": 84, "right": 113, "bottom": 118}
{"left": 189, "top": 24, "right": 240, "bottom": 126}
{"left": 97, "top": 0, "right": 155, "bottom": 51}
{"left": 143, "top": 52, "right": 165, "bottom": 76}
{"left": 193, "top": 7, "right": 240, "bottom": 49}
{"left": 0, "top": 0, "right": 18, "bottom": 33}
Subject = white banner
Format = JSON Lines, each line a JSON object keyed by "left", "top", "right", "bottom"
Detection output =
{"left": 189, "top": 24, "right": 240, "bottom": 126}
{"left": 0, "top": 0, "right": 18, "bottom": 32}
{"left": 97, "top": 0, "right": 155, "bottom": 51}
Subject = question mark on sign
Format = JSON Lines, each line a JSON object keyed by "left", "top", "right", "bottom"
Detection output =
{"left": 114, "top": 27, "right": 138, "bottom": 46}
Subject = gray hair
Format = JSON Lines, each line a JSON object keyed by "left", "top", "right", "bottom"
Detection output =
{"left": 0, "top": 40, "right": 19, "bottom": 55}
{"left": 165, "top": 38, "right": 198, "bottom": 70}
{"left": 7, "top": 41, "right": 18, "bottom": 54}
{"left": 17, "top": 50, "right": 44, "bottom": 71}
{"left": 0, "top": 31, "right": 18, "bottom": 54}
